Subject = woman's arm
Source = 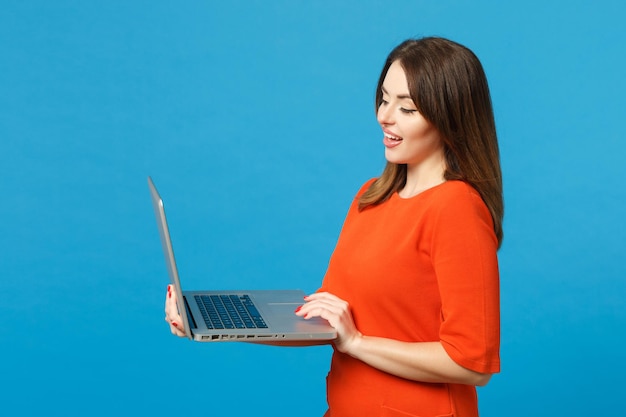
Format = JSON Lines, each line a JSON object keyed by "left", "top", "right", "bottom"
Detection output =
{"left": 346, "top": 336, "right": 491, "bottom": 386}
{"left": 298, "top": 292, "right": 492, "bottom": 386}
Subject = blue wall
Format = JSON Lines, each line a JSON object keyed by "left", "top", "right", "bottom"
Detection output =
{"left": 2, "top": 1, "right": 624, "bottom": 415}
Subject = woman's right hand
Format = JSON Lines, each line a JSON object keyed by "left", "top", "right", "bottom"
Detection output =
{"left": 164, "top": 285, "right": 187, "bottom": 337}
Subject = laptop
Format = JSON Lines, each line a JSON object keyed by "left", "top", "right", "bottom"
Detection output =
{"left": 148, "top": 177, "right": 337, "bottom": 342}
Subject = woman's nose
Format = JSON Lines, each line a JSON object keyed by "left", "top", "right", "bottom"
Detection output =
{"left": 377, "top": 104, "right": 393, "bottom": 125}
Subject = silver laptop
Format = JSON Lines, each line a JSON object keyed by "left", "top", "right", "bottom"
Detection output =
{"left": 148, "top": 177, "right": 337, "bottom": 342}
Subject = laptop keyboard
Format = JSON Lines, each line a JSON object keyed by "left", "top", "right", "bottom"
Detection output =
{"left": 194, "top": 294, "right": 268, "bottom": 329}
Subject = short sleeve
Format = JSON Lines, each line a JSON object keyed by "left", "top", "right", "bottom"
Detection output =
{"left": 431, "top": 184, "right": 500, "bottom": 374}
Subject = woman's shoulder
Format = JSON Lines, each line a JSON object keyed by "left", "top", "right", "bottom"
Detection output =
{"left": 420, "top": 180, "right": 489, "bottom": 219}
{"left": 428, "top": 181, "right": 492, "bottom": 225}
{"left": 429, "top": 180, "right": 482, "bottom": 203}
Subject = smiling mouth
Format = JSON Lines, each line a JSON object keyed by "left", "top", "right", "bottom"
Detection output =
{"left": 384, "top": 133, "right": 403, "bottom": 142}
{"left": 383, "top": 132, "right": 403, "bottom": 149}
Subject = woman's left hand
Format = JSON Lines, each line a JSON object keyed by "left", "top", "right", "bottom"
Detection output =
{"left": 295, "top": 292, "right": 362, "bottom": 354}
{"left": 165, "top": 285, "right": 186, "bottom": 337}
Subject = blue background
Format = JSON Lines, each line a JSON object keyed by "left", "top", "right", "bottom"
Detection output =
{"left": 2, "top": 1, "right": 624, "bottom": 415}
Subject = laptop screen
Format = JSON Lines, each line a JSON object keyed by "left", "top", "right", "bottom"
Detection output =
{"left": 148, "top": 177, "right": 193, "bottom": 340}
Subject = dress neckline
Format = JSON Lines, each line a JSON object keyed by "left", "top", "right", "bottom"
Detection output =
{"left": 392, "top": 180, "right": 450, "bottom": 201}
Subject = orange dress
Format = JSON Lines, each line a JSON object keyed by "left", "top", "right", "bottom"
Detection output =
{"left": 319, "top": 179, "right": 500, "bottom": 417}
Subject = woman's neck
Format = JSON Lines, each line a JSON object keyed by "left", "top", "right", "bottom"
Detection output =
{"left": 399, "top": 159, "right": 446, "bottom": 199}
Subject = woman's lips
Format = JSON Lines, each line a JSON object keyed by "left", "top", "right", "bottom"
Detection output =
{"left": 383, "top": 132, "right": 403, "bottom": 148}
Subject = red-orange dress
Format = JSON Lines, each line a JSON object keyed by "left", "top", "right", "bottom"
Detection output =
{"left": 319, "top": 179, "right": 500, "bottom": 417}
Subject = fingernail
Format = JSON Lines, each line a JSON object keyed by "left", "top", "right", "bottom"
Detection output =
{"left": 294, "top": 306, "right": 302, "bottom": 313}
{"left": 172, "top": 322, "right": 178, "bottom": 328}
{"left": 168, "top": 291, "right": 172, "bottom": 298}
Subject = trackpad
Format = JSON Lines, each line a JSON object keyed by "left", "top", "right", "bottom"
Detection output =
{"left": 266, "top": 302, "right": 301, "bottom": 316}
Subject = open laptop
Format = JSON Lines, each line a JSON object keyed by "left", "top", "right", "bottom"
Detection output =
{"left": 148, "top": 177, "right": 337, "bottom": 342}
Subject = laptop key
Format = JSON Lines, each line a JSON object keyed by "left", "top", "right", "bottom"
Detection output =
{"left": 196, "top": 294, "right": 268, "bottom": 330}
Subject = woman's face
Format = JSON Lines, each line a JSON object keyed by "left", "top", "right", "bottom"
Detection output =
{"left": 377, "top": 61, "right": 444, "bottom": 170}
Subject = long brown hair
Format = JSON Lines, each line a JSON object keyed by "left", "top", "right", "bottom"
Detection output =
{"left": 359, "top": 37, "right": 504, "bottom": 247}
{"left": 359, "top": 37, "right": 504, "bottom": 246}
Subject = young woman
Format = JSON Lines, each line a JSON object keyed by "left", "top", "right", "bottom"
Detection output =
{"left": 165, "top": 37, "right": 502, "bottom": 417}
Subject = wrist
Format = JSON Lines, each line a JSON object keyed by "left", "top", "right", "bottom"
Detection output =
{"left": 341, "top": 331, "right": 365, "bottom": 357}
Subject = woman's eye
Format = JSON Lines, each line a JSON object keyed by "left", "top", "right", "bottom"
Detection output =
{"left": 400, "top": 108, "right": 417, "bottom": 114}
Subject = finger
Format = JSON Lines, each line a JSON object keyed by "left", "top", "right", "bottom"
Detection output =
{"left": 302, "top": 292, "right": 346, "bottom": 308}
{"left": 165, "top": 287, "right": 174, "bottom": 314}
{"left": 298, "top": 301, "right": 342, "bottom": 324}
{"left": 165, "top": 307, "right": 183, "bottom": 325}
{"left": 164, "top": 291, "right": 184, "bottom": 327}
{"left": 303, "top": 306, "right": 345, "bottom": 333}
{"left": 165, "top": 289, "right": 182, "bottom": 318}
{"left": 304, "top": 292, "right": 344, "bottom": 303}
{"left": 165, "top": 287, "right": 177, "bottom": 309}
{"left": 170, "top": 322, "right": 186, "bottom": 337}
{"left": 298, "top": 298, "right": 346, "bottom": 318}
{"left": 303, "top": 294, "right": 350, "bottom": 315}
{"left": 162, "top": 287, "right": 186, "bottom": 337}
{"left": 170, "top": 326, "right": 185, "bottom": 337}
